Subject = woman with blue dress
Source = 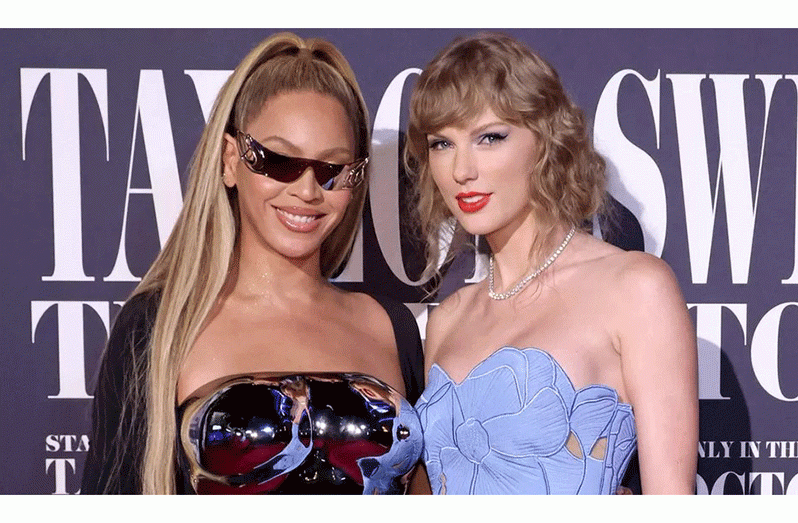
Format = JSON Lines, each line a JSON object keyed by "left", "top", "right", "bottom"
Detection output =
{"left": 405, "top": 33, "right": 697, "bottom": 495}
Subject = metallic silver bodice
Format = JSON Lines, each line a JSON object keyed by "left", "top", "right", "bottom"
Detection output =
{"left": 178, "top": 372, "right": 423, "bottom": 494}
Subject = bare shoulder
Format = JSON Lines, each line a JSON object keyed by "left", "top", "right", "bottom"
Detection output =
{"left": 338, "top": 289, "right": 393, "bottom": 325}
{"left": 606, "top": 250, "right": 685, "bottom": 305}
{"left": 428, "top": 282, "right": 481, "bottom": 330}
{"left": 567, "top": 234, "right": 682, "bottom": 301}
{"left": 595, "top": 249, "right": 694, "bottom": 361}
{"left": 425, "top": 282, "right": 481, "bottom": 360}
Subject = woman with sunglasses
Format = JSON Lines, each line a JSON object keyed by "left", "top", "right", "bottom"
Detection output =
{"left": 406, "top": 33, "right": 697, "bottom": 494}
{"left": 81, "top": 32, "right": 424, "bottom": 495}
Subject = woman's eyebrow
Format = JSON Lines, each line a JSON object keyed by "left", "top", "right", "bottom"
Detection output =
{"left": 469, "top": 120, "right": 506, "bottom": 136}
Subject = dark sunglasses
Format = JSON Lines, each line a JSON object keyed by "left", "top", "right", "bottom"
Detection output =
{"left": 233, "top": 130, "right": 367, "bottom": 191}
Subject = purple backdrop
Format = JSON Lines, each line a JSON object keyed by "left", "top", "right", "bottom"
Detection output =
{"left": 2, "top": 28, "right": 797, "bottom": 494}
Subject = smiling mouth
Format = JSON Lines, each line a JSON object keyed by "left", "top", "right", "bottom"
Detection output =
{"left": 456, "top": 193, "right": 491, "bottom": 213}
{"left": 275, "top": 208, "right": 324, "bottom": 232}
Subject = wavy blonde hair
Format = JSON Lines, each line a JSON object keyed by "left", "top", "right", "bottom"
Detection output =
{"left": 116, "top": 32, "right": 369, "bottom": 494}
{"left": 404, "top": 32, "right": 606, "bottom": 282}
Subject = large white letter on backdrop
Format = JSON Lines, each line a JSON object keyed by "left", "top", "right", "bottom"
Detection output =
{"left": 668, "top": 74, "right": 778, "bottom": 285}
{"left": 31, "top": 301, "right": 111, "bottom": 399}
{"left": 105, "top": 70, "right": 184, "bottom": 281}
{"left": 689, "top": 303, "right": 747, "bottom": 400}
{"left": 370, "top": 68, "right": 425, "bottom": 286}
{"left": 751, "top": 302, "right": 798, "bottom": 402}
{"left": 594, "top": 69, "right": 666, "bottom": 257}
{"left": 781, "top": 75, "right": 798, "bottom": 284}
{"left": 21, "top": 69, "right": 109, "bottom": 282}
{"left": 184, "top": 69, "right": 232, "bottom": 122}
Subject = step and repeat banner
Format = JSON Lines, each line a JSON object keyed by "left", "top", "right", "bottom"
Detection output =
{"left": 1, "top": 28, "right": 797, "bottom": 495}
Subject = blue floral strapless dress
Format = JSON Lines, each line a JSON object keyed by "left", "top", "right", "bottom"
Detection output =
{"left": 415, "top": 347, "right": 637, "bottom": 494}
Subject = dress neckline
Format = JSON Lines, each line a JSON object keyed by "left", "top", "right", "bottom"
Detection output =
{"left": 428, "top": 346, "right": 634, "bottom": 411}
{"left": 178, "top": 371, "right": 408, "bottom": 409}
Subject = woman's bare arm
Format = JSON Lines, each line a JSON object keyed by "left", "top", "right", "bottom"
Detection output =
{"left": 617, "top": 253, "right": 698, "bottom": 494}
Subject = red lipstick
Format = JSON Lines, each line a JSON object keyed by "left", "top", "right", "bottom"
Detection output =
{"left": 456, "top": 192, "right": 491, "bottom": 213}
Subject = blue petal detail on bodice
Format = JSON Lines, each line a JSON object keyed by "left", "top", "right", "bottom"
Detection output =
{"left": 415, "top": 347, "right": 637, "bottom": 495}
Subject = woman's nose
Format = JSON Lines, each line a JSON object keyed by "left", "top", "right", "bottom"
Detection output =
{"left": 451, "top": 148, "right": 478, "bottom": 185}
{"left": 286, "top": 167, "right": 323, "bottom": 202}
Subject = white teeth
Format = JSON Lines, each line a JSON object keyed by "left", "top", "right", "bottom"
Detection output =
{"left": 461, "top": 195, "right": 484, "bottom": 203}
{"left": 278, "top": 209, "right": 319, "bottom": 224}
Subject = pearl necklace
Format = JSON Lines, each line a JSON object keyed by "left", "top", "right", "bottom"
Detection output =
{"left": 488, "top": 225, "right": 576, "bottom": 300}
